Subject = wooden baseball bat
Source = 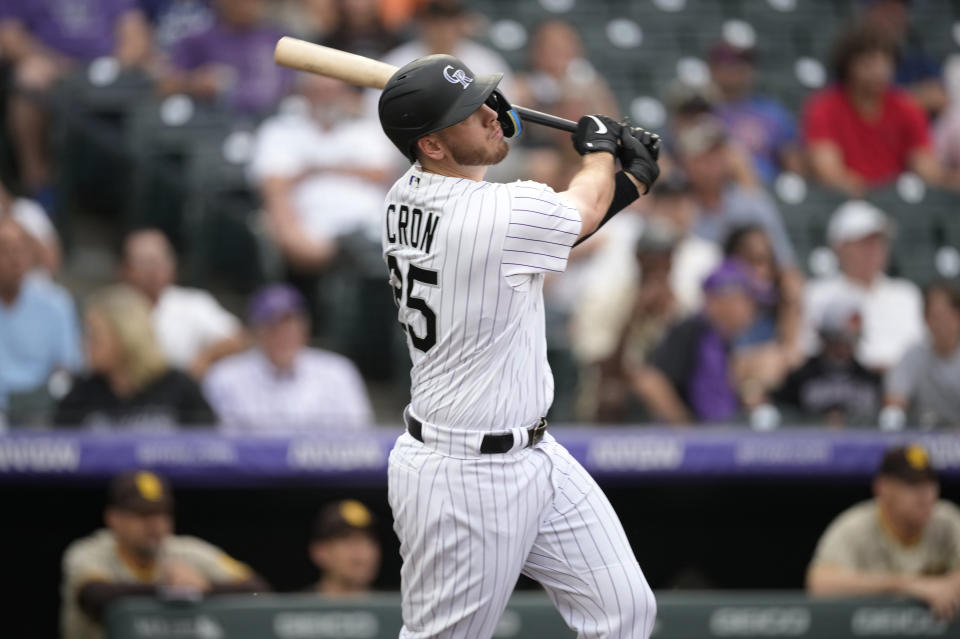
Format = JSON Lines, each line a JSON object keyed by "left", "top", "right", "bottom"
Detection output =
{"left": 273, "top": 36, "right": 577, "bottom": 133}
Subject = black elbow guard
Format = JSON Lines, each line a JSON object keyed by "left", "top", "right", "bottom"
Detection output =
{"left": 573, "top": 171, "right": 640, "bottom": 247}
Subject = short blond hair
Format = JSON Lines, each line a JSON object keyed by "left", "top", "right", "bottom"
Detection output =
{"left": 86, "top": 285, "right": 168, "bottom": 391}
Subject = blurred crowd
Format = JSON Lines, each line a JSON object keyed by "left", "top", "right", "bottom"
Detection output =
{"left": 1, "top": 0, "right": 960, "bottom": 430}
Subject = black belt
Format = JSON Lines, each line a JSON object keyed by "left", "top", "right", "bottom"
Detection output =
{"left": 405, "top": 413, "right": 548, "bottom": 454}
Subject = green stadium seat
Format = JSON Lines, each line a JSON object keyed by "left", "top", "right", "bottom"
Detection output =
{"left": 47, "top": 66, "right": 153, "bottom": 224}
{"left": 624, "top": 0, "right": 726, "bottom": 57}
{"left": 773, "top": 177, "right": 846, "bottom": 274}
{"left": 739, "top": 0, "right": 848, "bottom": 72}
{"left": 867, "top": 183, "right": 951, "bottom": 285}
{"left": 52, "top": 64, "right": 153, "bottom": 114}
{"left": 315, "top": 265, "right": 403, "bottom": 381}
{"left": 759, "top": 72, "right": 819, "bottom": 118}
{"left": 931, "top": 188, "right": 960, "bottom": 280}
{"left": 126, "top": 97, "right": 234, "bottom": 247}
{"left": 942, "top": 216, "right": 960, "bottom": 246}
{"left": 909, "top": 0, "right": 960, "bottom": 61}
{"left": 740, "top": 0, "right": 852, "bottom": 30}
{"left": 181, "top": 131, "right": 275, "bottom": 293}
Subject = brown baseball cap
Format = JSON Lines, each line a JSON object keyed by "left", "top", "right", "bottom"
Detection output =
{"left": 312, "top": 500, "right": 376, "bottom": 541}
{"left": 877, "top": 445, "right": 938, "bottom": 484}
{"left": 108, "top": 470, "right": 174, "bottom": 514}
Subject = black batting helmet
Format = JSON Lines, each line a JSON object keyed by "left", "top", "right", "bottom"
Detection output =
{"left": 378, "top": 54, "right": 522, "bottom": 162}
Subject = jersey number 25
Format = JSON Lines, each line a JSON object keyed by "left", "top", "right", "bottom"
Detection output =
{"left": 387, "top": 255, "right": 438, "bottom": 353}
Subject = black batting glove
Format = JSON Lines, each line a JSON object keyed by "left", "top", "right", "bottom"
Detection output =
{"left": 618, "top": 126, "right": 661, "bottom": 193}
{"left": 625, "top": 125, "right": 661, "bottom": 162}
{"left": 572, "top": 114, "right": 621, "bottom": 156}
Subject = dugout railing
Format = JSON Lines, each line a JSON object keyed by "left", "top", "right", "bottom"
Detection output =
{"left": 106, "top": 591, "right": 960, "bottom": 639}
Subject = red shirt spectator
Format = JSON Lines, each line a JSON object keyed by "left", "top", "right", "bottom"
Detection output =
{"left": 803, "top": 85, "right": 931, "bottom": 186}
{"left": 804, "top": 25, "right": 947, "bottom": 196}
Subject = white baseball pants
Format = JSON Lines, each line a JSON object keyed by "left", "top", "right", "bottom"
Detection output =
{"left": 387, "top": 429, "right": 656, "bottom": 639}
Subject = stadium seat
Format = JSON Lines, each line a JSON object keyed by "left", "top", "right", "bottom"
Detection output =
{"left": 909, "top": 0, "right": 960, "bottom": 61}
{"left": 0, "top": 64, "right": 19, "bottom": 190}
{"left": 625, "top": 0, "right": 725, "bottom": 62}
{"left": 181, "top": 131, "right": 275, "bottom": 293}
{"left": 867, "top": 182, "right": 947, "bottom": 284}
{"left": 773, "top": 177, "right": 846, "bottom": 275}
{"left": 126, "top": 97, "right": 235, "bottom": 248}
{"left": 48, "top": 67, "right": 153, "bottom": 224}
{"left": 314, "top": 263, "right": 407, "bottom": 381}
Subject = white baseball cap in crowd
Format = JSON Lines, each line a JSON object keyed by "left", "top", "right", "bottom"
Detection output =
{"left": 827, "top": 200, "right": 892, "bottom": 246}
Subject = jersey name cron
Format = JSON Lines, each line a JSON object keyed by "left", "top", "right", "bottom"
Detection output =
{"left": 385, "top": 203, "right": 440, "bottom": 253}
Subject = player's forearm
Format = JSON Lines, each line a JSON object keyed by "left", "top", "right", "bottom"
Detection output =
{"left": 0, "top": 21, "right": 50, "bottom": 63}
{"left": 776, "top": 268, "right": 805, "bottom": 361}
{"left": 631, "top": 367, "right": 692, "bottom": 424}
{"left": 573, "top": 172, "right": 642, "bottom": 248}
{"left": 806, "top": 564, "right": 909, "bottom": 597}
{"left": 565, "top": 154, "right": 616, "bottom": 240}
{"left": 262, "top": 178, "right": 335, "bottom": 267}
{"left": 114, "top": 11, "right": 152, "bottom": 67}
{"left": 779, "top": 145, "right": 806, "bottom": 176}
{"left": 884, "top": 394, "right": 908, "bottom": 409}
{"left": 821, "top": 172, "right": 865, "bottom": 197}
{"left": 909, "top": 149, "right": 945, "bottom": 187}
{"left": 267, "top": 207, "right": 339, "bottom": 269}
{"left": 156, "top": 70, "right": 190, "bottom": 97}
{"left": 727, "top": 145, "right": 761, "bottom": 189}
{"left": 189, "top": 333, "right": 249, "bottom": 378}
{"left": 812, "top": 163, "right": 861, "bottom": 194}
{"left": 808, "top": 146, "right": 865, "bottom": 196}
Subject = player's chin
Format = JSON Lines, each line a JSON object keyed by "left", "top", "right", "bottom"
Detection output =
{"left": 487, "top": 139, "right": 509, "bottom": 165}
{"left": 453, "top": 139, "right": 509, "bottom": 166}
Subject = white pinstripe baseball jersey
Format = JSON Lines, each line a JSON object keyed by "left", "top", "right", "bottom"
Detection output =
{"left": 382, "top": 162, "right": 582, "bottom": 431}
{"left": 383, "top": 161, "right": 655, "bottom": 639}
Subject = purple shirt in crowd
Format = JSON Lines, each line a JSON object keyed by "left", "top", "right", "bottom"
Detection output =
{"left": 171, "top": 22, "right": 293, "bottom": 114}
{"left": 688, "top": 324, "right": 739, "bottom": 421}
{"left": 143, "top": 0, "right": 215, "bottom": 53}
{"left": 648, "top": 314, "right": 740, "bottom": 423}
{"left": 0, "top": 0, "right": 139, "bottom": 60}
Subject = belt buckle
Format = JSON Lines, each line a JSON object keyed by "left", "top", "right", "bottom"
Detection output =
{"left": 529, "top": 418, "right": 547, "bottom": 447}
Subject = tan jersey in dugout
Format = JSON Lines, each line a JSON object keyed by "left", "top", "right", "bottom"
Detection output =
{"left": 61, "top": 529, "right": 252, "bottom": 639}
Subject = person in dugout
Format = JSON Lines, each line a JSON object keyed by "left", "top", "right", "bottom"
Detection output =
{"left": 60, "top": 470, "right": 268, "bottom": 639}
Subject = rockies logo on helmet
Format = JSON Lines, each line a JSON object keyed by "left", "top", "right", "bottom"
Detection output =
{"left": 442, "top": 65, "right": 473, "bottom": 89}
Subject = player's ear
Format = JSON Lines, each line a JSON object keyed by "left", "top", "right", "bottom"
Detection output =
{"left": 872, "top": 477, "right": 886, "bottom": 498}
{"left": 417, "top": 134, "right": 446, "bottom": 161}
{"left": 309, "top": 541, "right": 330, "bottom": 569}
{"left": 104, "top": 507, "right": 120, "bottom": 529}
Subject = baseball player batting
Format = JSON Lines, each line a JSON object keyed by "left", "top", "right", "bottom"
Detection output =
{"left": 379, "top": 54, "right": 661, "bottom": 639}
